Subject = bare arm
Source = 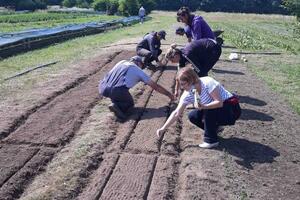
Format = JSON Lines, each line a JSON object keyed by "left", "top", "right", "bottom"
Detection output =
{"left": 174, "top": 78, "right": 180, "bottom": 98}
{"left": 197, "top": 86, "right": 223, "bottom": 110}
{"left": 156, "top": 102, "right": 186, "bottom": 137}
{"left": 147, "top": 80, "right": 175, "bottom": 101}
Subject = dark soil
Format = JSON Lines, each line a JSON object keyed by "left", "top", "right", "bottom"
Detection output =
{"left": 0, "top": 50, "right": 299, "bottom": 200}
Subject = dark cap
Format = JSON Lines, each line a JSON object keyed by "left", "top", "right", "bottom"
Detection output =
{"left": 130, "top": 55, "right": 143, "bottom": 63}
{"left": 158, "top": 30, "right": 166, "bottom": 40}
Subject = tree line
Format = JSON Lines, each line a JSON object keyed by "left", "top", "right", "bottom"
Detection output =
{"left": 0, "top": 0, "right": 298, "bottom": 20}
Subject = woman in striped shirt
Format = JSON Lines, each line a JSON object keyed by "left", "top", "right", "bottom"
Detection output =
{"left": 156, "top": 67, "right": 240, "bottom": 148}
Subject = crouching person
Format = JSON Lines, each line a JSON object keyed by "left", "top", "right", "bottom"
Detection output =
{"left": 136, "top": 30, "right": 167, "bottom": 68}
{"left": 156, "top": 67, "right": 241, "bottom": 148}
{"left": 99, "top": 56, "right": 175, "bottom": 119}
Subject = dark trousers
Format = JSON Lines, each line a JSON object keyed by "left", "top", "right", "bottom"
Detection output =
{"left": 109, "top": 86, "right": 134, "bottom": 112}
{"left": 137, "top": 48, "right": 162, "bottom": 64}
{"left": 188, "top": 102, "right": 234, "bottom": 143}
{"left": 196, "top": 45, "right": 222, "bottom": 77}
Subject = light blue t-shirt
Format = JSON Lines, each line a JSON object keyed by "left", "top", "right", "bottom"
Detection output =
{"left": 124, "top": 63, "right": 151, "bottom": 88}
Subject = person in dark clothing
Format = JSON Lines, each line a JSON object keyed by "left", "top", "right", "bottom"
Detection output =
{"left": 136, "top": 30, "right": 166, "bottom": 68}
{"left": 99, "top": 56, "right": 174, "bottom": 119}
{"left": 176, "top": 7, "right": 215, "bottom": 42}
{"left": 164, "top": 39, "right": 221, "bottom": 97}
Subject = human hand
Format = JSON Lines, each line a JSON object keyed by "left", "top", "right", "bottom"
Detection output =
{"left": 157, "top": 60, "right": 164, "bottom": 67}
{"left": 169, "top": 94, "right": 176, "bottom": 102}
{"left": 156, "top": 128, "right": 165, "bottom": 138}
{"left": 194, "top": 102, "right": 204, "bottom": 110}
{"left": 174, "top": 90, "right": 179, "bottom": 98}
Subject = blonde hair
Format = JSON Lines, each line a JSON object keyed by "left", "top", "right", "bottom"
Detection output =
{"left": 177, "top": 67, "right": 199, "bottom": 85}
{"left": 165, "top": 43, "right": 182, "bottom": 61}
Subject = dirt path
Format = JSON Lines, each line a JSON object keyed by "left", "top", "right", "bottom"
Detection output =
{"left": 0, "top": 48, "right": 299, "bottom": 200}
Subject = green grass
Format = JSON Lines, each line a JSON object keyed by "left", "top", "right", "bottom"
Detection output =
{"left": 0, "top": 11, "right": 121, "bottom": 33}
{"left": 205, "top": 13, "right": 300, "bottom": 54}
{"left": 0, "top": 11, "right": 299, "bottom": 114}
{"left": 247, "top": 54, "right": 300, "bottom": 114}
{"left": 202, "top": 12, "right": 299, "bottom": 114}
{"left": 0, "top": 12, "right": 175, "bottom": 81}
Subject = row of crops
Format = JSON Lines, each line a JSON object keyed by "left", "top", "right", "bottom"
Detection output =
{"left": 0, "top": 15, "right": 140, "bottom": 58}
{"left": 0, "top": 12, "right": 120, "bottom": 23}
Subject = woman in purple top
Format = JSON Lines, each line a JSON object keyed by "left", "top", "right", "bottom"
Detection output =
{"left": 176, "top": 7, "right": 215, "bottom": 42}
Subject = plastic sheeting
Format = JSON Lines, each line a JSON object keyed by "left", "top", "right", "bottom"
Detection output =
{"left": 0, "top": 16, "right": 140, "bottom": 48}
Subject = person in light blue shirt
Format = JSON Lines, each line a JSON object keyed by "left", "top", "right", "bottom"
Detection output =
{"left": 99, "top": 56, "right": 174, "bottom": 119}
{"left": 139, "top": 6, "right": 146, "bottom": 23}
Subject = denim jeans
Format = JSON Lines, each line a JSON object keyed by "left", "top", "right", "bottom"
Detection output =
{"left": 188, "top": 102, "right": 235, "bottom": 143}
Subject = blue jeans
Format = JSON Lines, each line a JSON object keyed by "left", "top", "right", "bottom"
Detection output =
{"left": 188, "top": 102, "right": 235, "bottom": 143}
{"left": 109, "top": 86, "right": 134, "bottom": 112}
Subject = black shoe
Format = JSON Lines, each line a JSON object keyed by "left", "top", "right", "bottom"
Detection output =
{"left": 108, "top": 103, "right": 127, "bottom": 119}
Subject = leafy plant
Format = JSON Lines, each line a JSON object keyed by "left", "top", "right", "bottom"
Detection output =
{"left": 92, "top": 0, "right": 107, "bottom": 11}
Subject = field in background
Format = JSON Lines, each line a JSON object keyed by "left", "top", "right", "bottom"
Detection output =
{"left": 201, "top": 12, "right": 300, "bottom": 114}
{"left": 0, "top": 11, "right": 299, "bottom": 199}
{"left": 0, "top": 11, "right": 299, "bottom": 114}
{"left": 0, "top": 11, "right": 121, "bottom": 33}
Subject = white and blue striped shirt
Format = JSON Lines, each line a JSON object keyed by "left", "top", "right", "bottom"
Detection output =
{"left": 179, "top": 77, "right": 233, "bottom": 106}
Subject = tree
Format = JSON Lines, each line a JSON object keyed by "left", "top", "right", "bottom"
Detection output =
{"left": 107, "top": 0, "right": 119, "bottom": 15}
{"left": 138, "top": 0, "right": 157, "bottom": 14}
{"left": 118, "top": 0, "right": 139, "bottom": 16}
{"left": 282, "top": 0, "right": 300, "bottom": 20}
{"left": 41, "top": 0, "right": 63, "bottom": 5}
{"left": 76, "top": 0, "right": 90, "bottom": 8}
{"left": 62, "top": 0, "right": 76, "bottom": 7}
{"left": 93, "top": 0, "right": 108, "bottom": 11}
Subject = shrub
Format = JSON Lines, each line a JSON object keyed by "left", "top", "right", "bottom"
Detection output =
{"left": 16, "top": 0, "right": 46, "bottom": 11}
{"left": 118, "top": 0, "right": 139, "bottom": 16}
{"left": 93, "top": 0, "right": 107, "bottom": 11}
{"left": 282, "top": 0, "right": 300, "bottom": 21}
{"left": 138, "top": 0, "right": 156, "bottom": 14}
{"left": 62, "top": 0, "right": 76, "bottom": 7}
{"left": 43, "top": 0, "right": 63, "bottom": 5}
{"left": 107, "top": 0, "right": 118, "bottom": 15}
{"left": 76, "top": 0, "right": 90, "bottom": 8}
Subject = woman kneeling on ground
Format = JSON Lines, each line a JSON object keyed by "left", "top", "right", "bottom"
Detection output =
{"left": 156, "top": 67, "right": 241, "bottom": 149}
{"left": 165, "top": 41, "right": 221, "bottom": 97}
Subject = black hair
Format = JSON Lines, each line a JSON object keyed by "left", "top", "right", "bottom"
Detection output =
{"left": 176, "top": 7, "right": 191, "bottom": 22}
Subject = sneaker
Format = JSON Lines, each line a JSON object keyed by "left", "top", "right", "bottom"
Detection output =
{"left": 217, "top": 126, "right": 224, "bottom": 133}
{"left": 199, "top": 142, "right": 219, "bottom": 149}
{"left": 108, "top": 103, "right": 127, "bottom": 119}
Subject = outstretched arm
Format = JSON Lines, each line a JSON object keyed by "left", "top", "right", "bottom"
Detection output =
{"left": 174, "top": 78, "right": 180, "bottom": 98}
{"left": 147, "top": 80, "right": 175, "bottom": 101}
{"left": 156, "top": 102, "right": 186, "bottom": 137}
